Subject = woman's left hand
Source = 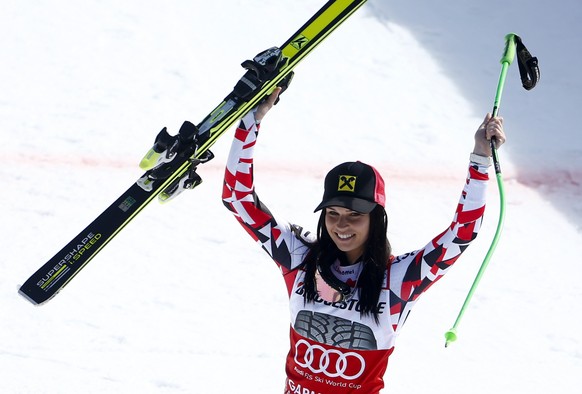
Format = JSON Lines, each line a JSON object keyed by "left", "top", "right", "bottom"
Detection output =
{"left": 473, "top": 113, "right": 506, "bottom": 156}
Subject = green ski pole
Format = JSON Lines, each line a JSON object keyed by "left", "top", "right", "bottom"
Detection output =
{"left": 444, "top": 33, "right": 540, "bottom": 347}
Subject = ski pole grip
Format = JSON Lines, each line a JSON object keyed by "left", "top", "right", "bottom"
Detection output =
{"left": 500, "top": 33, "right": 517, "bottom": 65}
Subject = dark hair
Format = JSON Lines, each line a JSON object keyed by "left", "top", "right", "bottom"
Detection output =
{"left": 299, "top": 205, "right": 391, "bottom": 323}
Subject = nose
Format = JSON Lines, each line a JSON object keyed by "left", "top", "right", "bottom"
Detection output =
{"left": 337, "top": 214, "right": 349, "bottom": 228}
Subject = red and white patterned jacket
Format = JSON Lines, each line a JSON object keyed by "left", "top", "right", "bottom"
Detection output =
{"left": 222, "top": 111, "right": 489, "bottom": 394}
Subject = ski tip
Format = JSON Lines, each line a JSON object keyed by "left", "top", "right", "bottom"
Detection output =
{"left": 17, "top": 282, "right": 57, "bottom": 306}
{"left": 17, "top": 286, "right": 41, "bottom": 306}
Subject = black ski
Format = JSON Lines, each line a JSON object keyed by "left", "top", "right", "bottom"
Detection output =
{"left": 19, "top": 0, "right": 368, "bottom": 305}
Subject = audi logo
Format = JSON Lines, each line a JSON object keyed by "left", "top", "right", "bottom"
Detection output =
{"left": 294, "top": 339, "right": 366, "bottom": 380}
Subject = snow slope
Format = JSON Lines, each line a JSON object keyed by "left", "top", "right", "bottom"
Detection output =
{"left": 1, "top": 1, "right": 581, "bottom": 393}
{"left": 371, "top": 0, "right": 582, "bottom": 230}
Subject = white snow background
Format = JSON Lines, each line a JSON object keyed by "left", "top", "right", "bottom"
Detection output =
{"left": 1, "top": 0, "right": 581, "bottom": 393}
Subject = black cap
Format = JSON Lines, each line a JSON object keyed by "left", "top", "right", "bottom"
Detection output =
{"left": 314, "top": 161, "right": 385, "bottom": 213}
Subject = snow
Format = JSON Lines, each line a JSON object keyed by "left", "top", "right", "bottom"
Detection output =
{"left": 1, "top": 0, "right": 581, "bottom": 393}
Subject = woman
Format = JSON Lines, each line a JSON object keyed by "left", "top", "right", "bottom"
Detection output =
{"left": 222, "top": 88, "right": 505, "bottom": 393}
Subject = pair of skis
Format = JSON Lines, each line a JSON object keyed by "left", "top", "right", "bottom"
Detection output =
{"left": 19, "top": 0, "right": 369, "bottom": 305}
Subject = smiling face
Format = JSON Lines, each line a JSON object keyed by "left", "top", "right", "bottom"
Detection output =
{"left": 324, "top": 206, "right": 371, "bottom": 264}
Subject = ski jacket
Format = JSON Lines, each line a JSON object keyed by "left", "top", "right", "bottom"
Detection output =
{"left": 222, "top": 111, "right": 490, "bottom": 394}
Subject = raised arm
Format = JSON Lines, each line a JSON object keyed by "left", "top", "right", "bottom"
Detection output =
{"left": 222, "top": 89, "right": 312, "bottom": 271}
{"left": 391, "top": 114, "right": 506, "bottom": 303}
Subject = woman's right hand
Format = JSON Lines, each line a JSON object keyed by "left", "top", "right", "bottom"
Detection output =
{"left": 254, "top": 87, "right": 282, "bottom": 123}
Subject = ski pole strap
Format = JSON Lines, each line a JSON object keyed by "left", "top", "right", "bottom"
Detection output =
{"left": 514, "top": 35, "right": 540, "bottom": 90}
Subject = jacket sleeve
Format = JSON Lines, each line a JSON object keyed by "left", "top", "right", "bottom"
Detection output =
{"left": 390, "top": 162, "right": 490, "bottom": 305}
{"left": 222, "top": 110, "right": 313, "bottom": 271}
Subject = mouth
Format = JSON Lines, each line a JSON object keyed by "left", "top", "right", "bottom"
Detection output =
{"left": 335, "top": 232, "right": 355, "bottom": 240}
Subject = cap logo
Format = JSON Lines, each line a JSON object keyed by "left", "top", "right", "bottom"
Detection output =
{"left": 338, "top": 175, "right": 356, "bottom": 192}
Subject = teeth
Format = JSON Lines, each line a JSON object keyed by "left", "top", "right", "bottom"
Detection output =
{"left": 336, "top": 233, "right": 354, "bottom": 240}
